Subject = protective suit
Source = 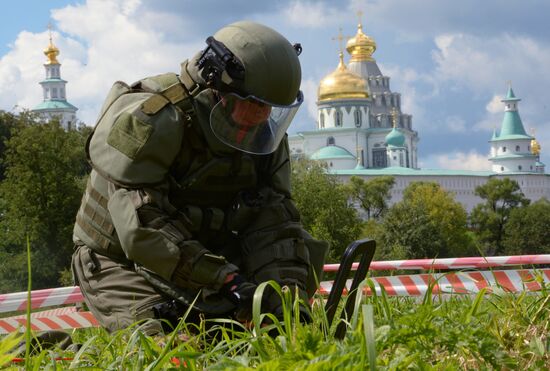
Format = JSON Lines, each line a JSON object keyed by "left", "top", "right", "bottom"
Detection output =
{"left": 72, "top": 21, "right": 328, "bottom": 333}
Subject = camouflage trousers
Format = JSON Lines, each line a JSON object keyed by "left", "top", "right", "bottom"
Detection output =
{"left": 72, "top": 245, "right": 167, "bottom": 334}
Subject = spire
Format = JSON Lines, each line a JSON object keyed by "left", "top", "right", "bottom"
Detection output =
{"left": 345, "top": 11, "right": 377, "bottom": 62}
{"left": 44, "top": 22, "right": 60, "bottom": 65}
{"left": 498, "top": 84, "right": 529, "bottom": 138}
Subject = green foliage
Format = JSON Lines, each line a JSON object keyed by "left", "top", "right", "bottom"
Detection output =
{"left": 0, "top": 117, "right": 90, "bottom": 291}
{"left": 503, "top": 198, "right": 550, "bottom": 255}
{"left": 377, "top": 181, "right": 472, "bottom": 259}
{"left": 346, "top": 175, "right": 395, "bottom": 220}
{"left": 470, "top": 178, "right": 530, "bottom": 255}
{"left": 0, "top": 110, "right": 35, "bottom": 181}
{"left": 290, "top": 159, "right": 362, "bottom": 261}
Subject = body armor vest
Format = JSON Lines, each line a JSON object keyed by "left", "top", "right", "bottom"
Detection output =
{"left": 73, "top": 71, "right": 271, "bottom": 260}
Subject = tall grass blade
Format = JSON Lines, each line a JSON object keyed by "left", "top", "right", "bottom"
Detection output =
{"left": 465, "top": 288, "right": 486, "bottom": 323}
{"left": 362, "top": 304, "right": 376, "bottom": 370}
{"left": 25, "top": 235, "right": 32, "bottom": 368}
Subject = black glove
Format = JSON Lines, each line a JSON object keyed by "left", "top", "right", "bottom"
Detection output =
{"left": 219, "top": 274, "right": 257, "bottom": 322}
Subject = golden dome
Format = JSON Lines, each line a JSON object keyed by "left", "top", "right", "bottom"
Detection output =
{"left": 531, "top": 138, "right": 541, "bottom": 156}
{"left": 346, "top": 22, "right": 376, "bottom": 62}
{"left": 44, "top": 35, "right": 59, "bottom": 64}
{"left": 318, "top": 52, "right": 369, "bottom": 102}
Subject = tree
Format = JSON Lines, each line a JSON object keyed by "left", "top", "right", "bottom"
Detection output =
{"left": 0, "top": 118, "right": 90, "bottom": 291}
{"left": 291, "top": 159, "right": 362, "bottom": 261}
{"left": 346, "top": 175, "right": 395, "bottom": 219}
{"left": 469, "top": 178, "right": 530, "bottom": 255}
{"left": 378, "top": 182, "right": 472, "bottom": 259}
{"left": 0, "top": 110, "right": 32, "bottom": 181}
{"left": 502, "top": 198, "right": 550, "bottom": 255}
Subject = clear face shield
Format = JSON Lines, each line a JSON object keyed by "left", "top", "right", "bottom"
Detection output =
{"left": 210, "top": 91, "right": 303, "bottom": 154}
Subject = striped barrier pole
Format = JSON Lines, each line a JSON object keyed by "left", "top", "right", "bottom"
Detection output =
{"left": 323, "top": 254, "right": 550, "bottom": 272}
{"left": 0, "top": 307, "right": 99, "bottom": 334}
{"left": 0, "top": 286, "right": 84, "bottom": 314}
{"left": 318, "top": 269, "right": 550, "bottom": 297}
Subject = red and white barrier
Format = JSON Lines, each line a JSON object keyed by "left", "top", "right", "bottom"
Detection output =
{"left": 1, "top": 255, "right": 548, "bottom": 333}
{"left": 323, "top": 254, "right": 550, "bottom": 272}
{"left": 0, "top": 286, "right": 84, "bottom": 314}
{"left": 318, "top": 269, "right": 550, "bottom": 297}
{"left": 0, "top": 307, "right": 98, "bottom": 334}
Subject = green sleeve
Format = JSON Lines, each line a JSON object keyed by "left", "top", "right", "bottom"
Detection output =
{"left": 107, "top": 182, "right": 238, "bottom": 291}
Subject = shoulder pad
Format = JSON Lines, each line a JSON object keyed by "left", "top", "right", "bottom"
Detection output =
{"left": 88, "top": 79, "right": 185, "bottom": 187}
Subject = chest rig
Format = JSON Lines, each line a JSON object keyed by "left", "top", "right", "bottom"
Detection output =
{"left": 131, "top": 65, "right": 270, "bottom": 237}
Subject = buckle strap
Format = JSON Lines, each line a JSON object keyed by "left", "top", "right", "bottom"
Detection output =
{"left": 179, "top": 60, "right": 201, "bottom": 96}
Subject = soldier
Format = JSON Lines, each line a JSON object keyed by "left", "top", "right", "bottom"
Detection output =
{"left": 71, "top": 21, "right": 328, "bottom": 334}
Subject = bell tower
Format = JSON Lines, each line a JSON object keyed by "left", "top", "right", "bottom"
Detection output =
{"left": 32, "top": 24, "right": 78, "bottom": 130}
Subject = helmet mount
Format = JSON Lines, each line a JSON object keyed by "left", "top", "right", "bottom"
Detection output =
{"left": 197, "top": 36, "right": 245, "bottom": 91}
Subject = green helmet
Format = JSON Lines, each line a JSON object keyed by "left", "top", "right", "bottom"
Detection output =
{"left": 213, "top": 21, "right": 301, "bottom": 105}
{"left": 193, "top": 21, "right": 304, "bottom": 155}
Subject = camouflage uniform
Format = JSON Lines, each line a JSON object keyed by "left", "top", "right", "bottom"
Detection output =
{"left": 72, "top": 22, "right": 328, "bottom": 333}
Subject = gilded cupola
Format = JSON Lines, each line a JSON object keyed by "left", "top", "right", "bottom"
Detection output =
{"left": 318, "top": 52, "right": 369, "bottom": 102}
{"left": 44, "top": 28, "right": 59, "bottom": 65}
{"left": 346, "top": 22, "right": 376, "bottom": 62}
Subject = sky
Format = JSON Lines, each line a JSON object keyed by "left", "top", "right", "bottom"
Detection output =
{"left": 0, "top": 0, "right": 549, "bottom": 170}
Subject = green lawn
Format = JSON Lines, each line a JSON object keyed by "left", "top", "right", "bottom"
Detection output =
{"left": 2, "top": 279, "right": 549, "bottom": 370}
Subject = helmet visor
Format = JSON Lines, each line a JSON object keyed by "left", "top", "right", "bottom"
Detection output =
{"left": 210, "top": 91, "right": 303, "bottom": 154}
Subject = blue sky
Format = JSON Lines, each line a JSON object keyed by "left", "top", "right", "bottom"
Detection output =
{"left": 1, "top": 0, "right": 549, "bottom": 170}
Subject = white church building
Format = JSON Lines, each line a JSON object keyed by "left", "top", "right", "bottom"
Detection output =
{"left": 32, "top": 30, "right": 78, "bottom": 130}
{"left": 289, "top": 21, "right": 549, "bottom": 212}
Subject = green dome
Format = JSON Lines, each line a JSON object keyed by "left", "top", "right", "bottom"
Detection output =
{"left": 311, "top": 145, "right": 355, "bottom": 160}
{"left": 385, "top": 127, "right": 405, "bottom": 147}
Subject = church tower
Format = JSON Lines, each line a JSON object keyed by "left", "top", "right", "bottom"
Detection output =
{"left": 32, "top": 27, "right": 78, "bottom": 130}
{"left": 346, "top": 19, "right": 418, "bottom": 168}
{"left": 288, "top": 16, "right": 419, "bottom": 171}
{"left": 489, "top": 86, "right": 540, "bottom": 173}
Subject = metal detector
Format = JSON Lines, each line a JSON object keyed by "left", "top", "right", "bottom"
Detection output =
{"left": 324, "top": 238, "right": 376, "bottom": 340}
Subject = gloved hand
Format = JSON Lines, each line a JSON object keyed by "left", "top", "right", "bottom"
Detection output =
{"left": 219, "top": 273, "right": 257, "bottom": 322}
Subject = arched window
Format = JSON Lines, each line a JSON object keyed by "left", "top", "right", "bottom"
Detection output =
{"left": 501, "top": 166, "right": 504, "bottom": 171}
{"left": 354, "top": 109, "right": 362, "bottom": 127}
{"left": 335, "top": 110, "right": 342, "bottom": 127}
{"left": 518, "top": 165, "right": 522, "bottom": 171}
{"left": 515, "top": 145, "right": 520, "bottom": 151}
{"left": 327, "top": 136, "right": 335, "bottom": 146}
{"left": 502, "top": 146, "right": 507, "bottom": 153}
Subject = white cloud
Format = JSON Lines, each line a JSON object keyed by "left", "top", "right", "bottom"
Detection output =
{"left": 423, "top": 151, "right": 491, "bottom": 171}
{"left": 431, "top": 33, "right": 550, "bottom": 100}
{"left": 283, "top": 1, "right": 346, "bottom": 29}
{"left": 485, "top": 94, "right": 503, "bottom": 114}
{"left": 0, "top": 0, "right": 203, "bottom": 124}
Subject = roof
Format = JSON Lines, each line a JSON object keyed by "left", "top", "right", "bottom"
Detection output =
{"left": 33, "top": 100, "right": 78, "bottom": 111}
{"left": 331, "top": 167, "right": 495, "bottom": 177}
{"left": 488, "top": 153, "right": 537, "bottom": 161}
{"left": 502, "top": 86, "right": 520, "bottom": 102}
{"left": 493, "top": 110, "right": 531, "bottom": 140}
{"left": 311, "top": 145, "right": 356, "bottom": 160}
{"left": 39, "top": 78, "right": 67, "bottom": 84}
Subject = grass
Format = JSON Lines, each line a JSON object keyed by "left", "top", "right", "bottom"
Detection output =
{"left": 1, "top": 276, "right": 549, "bottom": 370}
